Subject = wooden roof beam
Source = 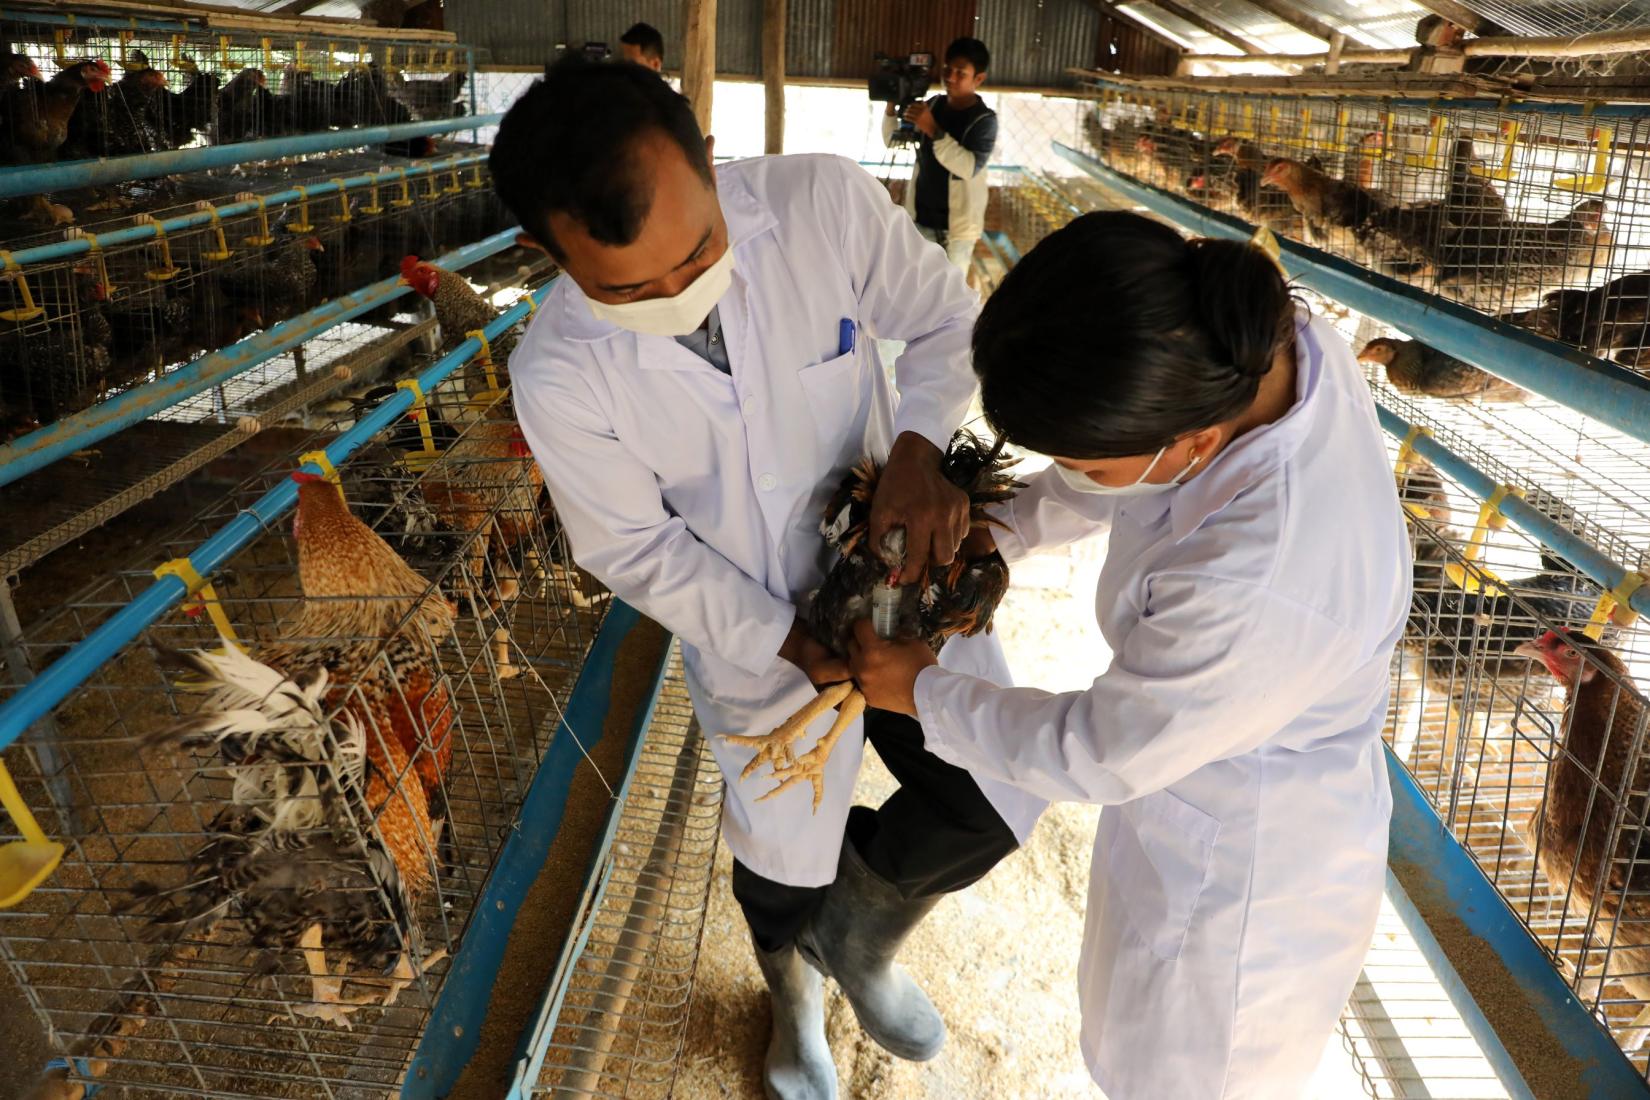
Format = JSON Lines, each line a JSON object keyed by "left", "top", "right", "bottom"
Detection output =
{"left": 1238, "top": 0, "right": 1378, "bottom": 50}
{"left": 1127, "top": 0, "right": 1267, "bottom": 55}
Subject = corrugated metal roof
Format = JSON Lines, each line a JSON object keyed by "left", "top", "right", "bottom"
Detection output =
{"left": 977, "top": 0, "right": 1103, "bottom": 87}
{"left": 1467, "top": 0, "right": 1650, "bottom": 36}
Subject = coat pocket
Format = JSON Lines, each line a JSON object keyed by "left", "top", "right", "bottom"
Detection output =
{"left": 797, "top": 349, "right": 866, "bottom": 465}
{"left": 1108, "top": 790, "right": 1221, "bottom": 961}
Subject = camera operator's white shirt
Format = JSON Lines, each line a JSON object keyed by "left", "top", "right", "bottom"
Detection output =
{"left": 914, "top": 311, "right": 1407, "bottom": 1099}
{"left": 510, "top": 154, "right": 1044, "bottom": 886}
{"left": 882, "top": 101, "right": 991, "bottom": 246}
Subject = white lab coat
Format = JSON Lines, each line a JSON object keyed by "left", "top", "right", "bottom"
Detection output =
{"left": 510, "top": 154, "right": 1044, "bottom": 887}
{"left": 915, "top": 312, "right": 1409, "bottom": 1099}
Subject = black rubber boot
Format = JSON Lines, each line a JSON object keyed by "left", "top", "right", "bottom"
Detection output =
{"left": 753, "top": 939, "right": 837, "bottom": 1100}
{"left": 795, "top": 839, "right": 946, "bottom": 1062}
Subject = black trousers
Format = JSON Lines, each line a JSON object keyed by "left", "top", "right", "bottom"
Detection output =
{"left": 732, "top": 706, "right": 1019, "bottom": 953}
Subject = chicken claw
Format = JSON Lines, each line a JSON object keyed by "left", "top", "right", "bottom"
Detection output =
{"left": 722, "top": 681, "right": 866, "bottom": 811}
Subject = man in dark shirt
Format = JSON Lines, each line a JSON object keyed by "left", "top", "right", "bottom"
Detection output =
{"left": 619, "top": 22, "right": 665, "bottom": 72}
{"left": 883, "top": 38, "right": 996, "bottom": 272}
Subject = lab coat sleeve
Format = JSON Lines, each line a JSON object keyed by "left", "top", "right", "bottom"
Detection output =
{"left": 831, "top": 156, "right": 977, "bottom": 452}
{"left": 913, "top": 572, "right": 1358, "bottom": 804}
{"left": 991, "top": 465, "right": 1118, "bottom": 564}
{"left": 929, "top": 110, "right": 996, "bottom": 178}
{"left": 512, "top": 357, "right": 796, "bottom": 679}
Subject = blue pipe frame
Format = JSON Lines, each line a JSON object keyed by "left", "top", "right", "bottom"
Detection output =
{"left": 0, "top": 275, "right": 556, "bottom": 751}
{"left": 0, "top": 226, "right": 520, "bottom": 488}
{"left": 1, "top": 153, "right": 487, "bottom": 268}
{"left": 1051, "top": 142, "right": 1650, "bottom": 449}
{"left": 1373, "top": 400, "right": 1650, "bottom": 623}
{"left": 0, "top": 113, "right": 503, "bottom": 200}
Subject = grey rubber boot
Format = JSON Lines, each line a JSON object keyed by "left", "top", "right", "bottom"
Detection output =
{"left": 753, "top": 940, "right": 837, "bottom": 1100}
{"left": 795, "top": 840, "right": 946, "bottom": 1062}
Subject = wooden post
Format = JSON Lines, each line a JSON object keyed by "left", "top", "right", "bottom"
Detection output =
{"left": 682, "top": 0, "right": 717, "bottom": 134}
{"left": 763, "top": 0, "right": 785, "bottom": 154}
{"left": 1325, "top": 31, "right": 1345, "bottom": 75}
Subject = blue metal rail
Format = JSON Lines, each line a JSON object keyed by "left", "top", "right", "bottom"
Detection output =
{"left": 1373, "top": 400, "right": 1650, "bottom": 622}
{"left": 0, "top": 275, "right": 555, "bottom": 751}
{"left": 0, "top": 226, "right": 520, "bottom": 487}
{"left": 1051, "top": 141, "right": 1650, "bottom": 449}
{"left": 0, "top": 114, "right": 503, "bottom": 200}
{"left": 402, "top": 602, "right": 672, "bottom": 1099}
{"left": 2, "top": 153, "right": 487, "bottom": 268}
{"left": 1385, "top": 746, "right": 1650, "bottom": 1095}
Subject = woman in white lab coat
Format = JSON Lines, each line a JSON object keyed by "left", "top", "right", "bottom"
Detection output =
{"left": 849, "top": 212, "right": 1411, "bottom": 1099}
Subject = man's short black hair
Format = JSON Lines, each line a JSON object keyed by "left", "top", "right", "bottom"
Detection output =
{"left": 489, "top": 57, "right": 711, "bottom": 259}
{"left": 945, "top": 37, "right": 990, "bottom": 74}
{"left": 620, "top": 21, "right": 665, "bottom": 63}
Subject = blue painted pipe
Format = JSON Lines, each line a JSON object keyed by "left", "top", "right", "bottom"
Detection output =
{"left": 1086, "top": 75, "right": 1650, "bottom": 119}
{"left": 1384, "top": 746, "right": 1650, "bottom": 1095}
{"left": 0, "top": 8, "right": 196, "bottom": 31}
{"left": 0, "top": 226, "right": 519, "bottom": 487}
{"left": 1051, "top": 142, "right": 1650, "bottom": 447}
{"left": 0, "top": 276, "right": 556, "bottom": 751}
{"left": 5, "top": 154, "right": 486, "bottom": 268}
{"left": 0, "top": 114, "right": 503, "bottom": 200}
{"left": 1374, "top": 401, "right": 1650, "bottom": 621}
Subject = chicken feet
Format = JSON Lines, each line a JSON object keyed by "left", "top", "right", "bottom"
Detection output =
{"left": 288, "top": 923, "right": 449, "bottom": 1028}
{"left": 722, "top": 681, "right": 867, "bottom": 811}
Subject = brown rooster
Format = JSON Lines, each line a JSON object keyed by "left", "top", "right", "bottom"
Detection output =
{"left": 129, "top": 472, "right": 457, "bottom": 1025}
{"left": 726, "top": 431, "right": 1021, "bottom": 809}
{"left": 0, "top": 58, "right": 110, "bottom": 224}
{"left": 1360, "top": 337, "right": 1526, "bottom": 402}
{"left": 1518, "top": 629, "right": 1650, "bottom": 1049}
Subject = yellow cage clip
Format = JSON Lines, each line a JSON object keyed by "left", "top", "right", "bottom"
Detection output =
{"left": 154, "top": 557, "right": 242, "bottom": 648}
{"left": 0, "top": 251, "right": 44, "bottom": 323}
{"left": 139, "top": 220, "right": 181, "bottom": 282}
{"left": 0, "top": 759, "right": 64, "bottom": 909}
{"left": 391, "top": 169, "right": 414, "bottom": 209}
{"left": 1555, "top": 124, "right": 1614, "bottom": 194}
{"left": 285, "top": 186, "right": 315, "bottom": 233}
{"left": 76, "top": 231, "right": 117, "bottom": 298}
{"left": 1393, "top": 425, "right": 1433, "bottom": 482}
{"left": 195, "top": 206, "right": 233, "bottom": 262}
{"left": 244, "top": 194, "right": 275, "bottom": 246}
{"left": 394, "top": 379, "right": 443, "bottom": 471}
{"left": 467, "top": 328, "right": 502, "bottom": 393}
{"left": 1585, "top": 571, "right": 1646, "bottom": 640}
{"left": 1443, "top": 484, "right": 1521, "bottom": 596}
{"left": 329, "top": 179, "right": 353, "bottom": 223}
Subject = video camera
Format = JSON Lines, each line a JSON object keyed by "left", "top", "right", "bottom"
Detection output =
{"left": 868, "top": 52, "right": 934, "bottom": 145}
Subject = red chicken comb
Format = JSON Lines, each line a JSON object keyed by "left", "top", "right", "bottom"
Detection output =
{"left": 291, "top": 470, "right": 326, "bottom": 485}
{"left": 400, "top": 255, "right": 425, "bottom": 280}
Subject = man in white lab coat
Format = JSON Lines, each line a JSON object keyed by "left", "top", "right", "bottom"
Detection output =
{"left": 489, "top": 59, "right": 1042, "bottom": 1100}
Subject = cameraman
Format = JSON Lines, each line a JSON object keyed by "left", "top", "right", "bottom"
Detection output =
{"left": 883, "top": 38, "right": 995, "bottom": 272}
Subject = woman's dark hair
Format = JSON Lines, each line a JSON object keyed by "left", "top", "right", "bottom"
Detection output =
{"left": 489, "top": 56, "right": 711, "bottom": 260}
{"left": 973, "top": 211, "right": 1296, "bottom": 459}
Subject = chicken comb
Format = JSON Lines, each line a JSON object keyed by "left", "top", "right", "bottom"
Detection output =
{"left": 291, "top": 471, "right": 326, "bottom": 485}
{"left": 400, "top": 255, "right": 425, "bottom": 281}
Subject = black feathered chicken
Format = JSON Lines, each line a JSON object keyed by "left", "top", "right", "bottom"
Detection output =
{"left": 725, "top": 430, "right": 1021, "bottom": 809}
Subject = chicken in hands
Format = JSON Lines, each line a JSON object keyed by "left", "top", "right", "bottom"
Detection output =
{"left": 724, "top": 431, "right": 1021, "bottom": 809}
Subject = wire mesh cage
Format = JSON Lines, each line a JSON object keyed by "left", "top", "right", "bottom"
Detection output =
{"left": 1072, "top": 80, "right": 1650, "bottom": 374}
{"left": 0, "top": 297, "right": 610, "bottom": 1096}
{"left": 0, "top": 10, "right": 474, "bottom": 166}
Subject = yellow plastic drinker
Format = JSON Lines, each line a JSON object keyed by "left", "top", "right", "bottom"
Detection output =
{"left": 0, "top": 757, "right": 64, "bottom": 908}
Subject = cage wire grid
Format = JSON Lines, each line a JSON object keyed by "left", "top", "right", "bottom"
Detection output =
{"left": 0, "top": 327, "right": 610, "bottom": 1096}
{"left": 530, "top": 656, "right": 722, "bottom": 1099}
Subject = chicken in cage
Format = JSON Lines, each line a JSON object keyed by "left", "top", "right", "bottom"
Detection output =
{"left": 1078, "top": 88, "right": 1650, "bottom": 368}
{"left": 0, "top": 357, "right": 605, "bottom": 1094}
{"left": 0, "top": 20, "right": 475, "bottom": 229}
{"left": 1387, "top": 453, "right": 1650, "bottom": 1062}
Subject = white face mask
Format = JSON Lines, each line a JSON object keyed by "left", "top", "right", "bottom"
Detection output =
{"left": 586, "top": 243, "right": 735, "bottom": 337}
{"left": 1054, "top": 446, "right": 1201, "bottom": 497}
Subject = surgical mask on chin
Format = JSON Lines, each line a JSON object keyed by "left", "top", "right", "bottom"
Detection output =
{"left": 586, "top": 245, "right": 735, "bottom": 337}
{"left": 1054, "top": 446, "right": 1201, "bottom": 497}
